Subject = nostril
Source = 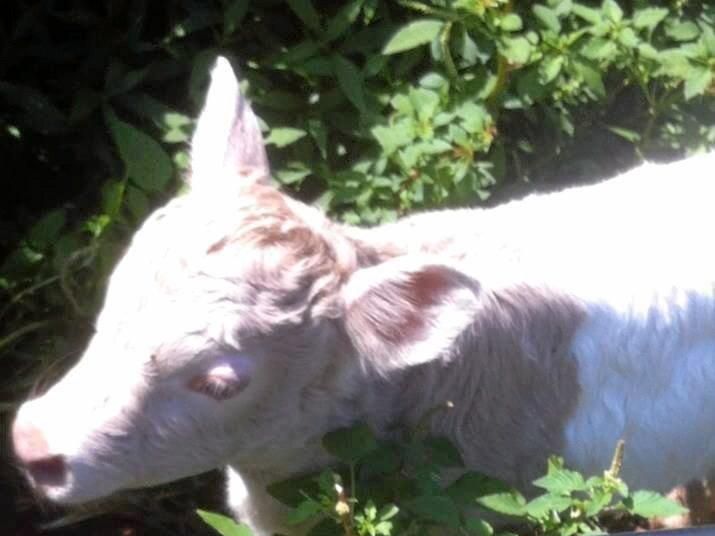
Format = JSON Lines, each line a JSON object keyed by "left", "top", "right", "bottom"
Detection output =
{"left": 25, "top": 454, "right": 68, "bottom": 487}
{"left": 12, "top": 418, "right": 68, "bottom": 487}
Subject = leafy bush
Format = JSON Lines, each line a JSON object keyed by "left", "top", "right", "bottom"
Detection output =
{"left": 1, "top": 0, "right": 713, "bottom": 533}
{"left": 199, "top": 424, "right": 686, "bottom": 536}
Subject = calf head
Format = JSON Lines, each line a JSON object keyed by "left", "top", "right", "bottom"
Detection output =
{"left": 12, "top": 58, "right": 481, "bottom": 505}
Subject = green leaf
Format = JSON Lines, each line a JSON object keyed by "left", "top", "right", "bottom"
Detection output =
{"left": 581, "top": 37, "right": 617, "bottom": 60}
{"left": 405, "top": 495, "right": 461, "bottom": 528}
{"left": 424, "top": 437, "right": 464, "bottom": 467}
{"left": 28, "top": 209, "right": 66, "bottom": 249}
{"left": 602, "top": 0, "right": 623, "bottom": 23}
{"left": 572, "top": 4, "right": 601, "bottom": 25}
{"left": 477, "top": 489, "right": 528, "bottom": 516}
{"left": 684, "top": 66, "right": 712, "bottom": 99}
{"left": 627, "top": 490, "right": 689, "bottom": 518}
{"left": 666, "top": 20, "right": 700, "bottom": 42}
{"left": 573, "top": 59, "right": 606, "bottom": 97}
{"left": 287, "top": 0, "right": 321, "bottom": 32}
{"left": 500, "top": 36, "right": 532, "bottom": 65}
{"left": 372, "top": 119, "right": 416, "bottom": 154}
{"left": 606, "top": 125, "right": 641, "bottom": 143}
{"left": 539, "top": 55, "right": 565, "bottom": 83}
{"left": 409, "top": 88, "right": 440, "bottom": 122}
{"left": 331, "top": 54, "right": 367, "bottom": 112}
{"left": 287, "top": 499, "right": 324, "bottom": 525}
{"left": 322, "top": 423, "right": 378, "bottom": 462}
{"left": 265, "top": 127, "right": 307, "bottom": 147}
{"left": 500, "top": 13, "right": 523, "bottom": 32}
{"left": 532, "top": 457, "right": 587, "bottom": 495}
{"left": 323, "top": 0, "right": 364, "bottom": 42}
{"left": 105, "top": 108, "right": 173, "bottom": 192}
{"left": 633, "top": 7, "right": 668, "bottom": 31}
{"left": 525, "top": 494, "right": 573, "bottom": 518}
{"left": 383, "top": 19, "right": 444, "bottom": 55}
{"left": 125, "top": 185, "right": 150, "bottom": 221}
{"left": 267, "top": 474, "right": 321, "bottom": 507}
{"left": 448, "top": 472, "right": 517, "bottom": 505}
{"left": 464, "top": 517, "right": 494, "bottom": 536}
{"left": 275, "top": 164, "right": 311, "bottom": 185}
{"left": 196, "top": 510, "right": 253, "bottom": 536}
{"left": 533, "top": 5, "right": 561, "bottom": 33}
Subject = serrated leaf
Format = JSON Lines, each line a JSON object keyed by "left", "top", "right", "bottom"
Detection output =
{"left": 287, "top": 0, "right": 321, "bottom": 32}
{"left": 532, "top": 457, "right": 587, "bottom": 495}
{"left": 627, "top": 490, "right": 689, "bottom": 518}
{"left": 581, "top": 37, "right": 617, "bottom": 60}
{"left": 405, "top": 495, "right": 461, "bottom": 528}
{"left": 684, "top": 67, "right": 712, "bottom": 99}
{"left": 322, "top": 423, "right": 377, "bottom": 462}
{"left": 331, "top": 54, "right": 366, "bottom": 112}
{"left": 105, "top": 108, "right": 173, "bottom": 192}
{"left": 633, "top": 7, "right": 668, "bottom": 31}
{"left": 372, "top": 119, "right": 416, "bottom": 154}
{"left": 383, "top": 19, "right": 444, "bottom": 55}
{"left": 196, "top": 510, "right": 253, "bottom": 536}
{"left": 477, "top": 490, "right": 528, "bottom": 516}
{"left": 602, "top": 0, "right": 623, "bottom": 23}
{"left": 265, "top": 127, "right": 307, "bottom": 147}
{"left": 533, "top": 5, "right": 561, "bottom": 33}
{"left": 525, "top": 494, "right": 573, "bottom": 518}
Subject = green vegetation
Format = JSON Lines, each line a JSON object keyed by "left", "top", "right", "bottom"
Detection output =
{"left": 2, "top": 0, "right": 714, "bottom": 533}
{"left": 199, "top": 424, "right": 686, "bottom": 535}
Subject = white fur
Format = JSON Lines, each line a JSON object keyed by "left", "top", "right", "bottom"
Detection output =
{"left": 12, "top": 57, "right": 715, "bottom": 536}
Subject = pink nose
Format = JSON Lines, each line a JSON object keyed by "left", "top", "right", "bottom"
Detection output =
{"left": 12, "top": 419, "right": 67, "bottom": 487}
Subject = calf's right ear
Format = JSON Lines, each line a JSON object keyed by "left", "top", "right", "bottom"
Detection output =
{"left": 341, "top": 257, "right": 480, "bottom": 374}
{"left": 190, "top": 56, "right": 270, "bottom": 192}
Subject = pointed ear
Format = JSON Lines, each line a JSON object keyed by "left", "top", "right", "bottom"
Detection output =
{"left": 342, "top": 258, "right": 480, "bottom": 373}
{"left": 190, "top": 56, "right": 270, "bottom": 191}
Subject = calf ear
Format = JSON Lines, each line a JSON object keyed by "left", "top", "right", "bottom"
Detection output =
{"left": 342, "top": 257, "right": 480, "bottom": 373}
{"left": 190, "top": 56, "right": 270, "bottom": 191}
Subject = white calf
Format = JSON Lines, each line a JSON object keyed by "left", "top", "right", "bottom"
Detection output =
{"left": 13, "top": 57, "right": 715, "bottom": 535}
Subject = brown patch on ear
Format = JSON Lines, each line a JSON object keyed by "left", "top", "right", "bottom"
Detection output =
{"left": 360, "top": 266, "right": 464, "bottom": 345}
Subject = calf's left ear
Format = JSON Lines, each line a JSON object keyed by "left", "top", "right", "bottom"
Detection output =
{"left": 341, "top": 257, "right": 480, "bottom": 373}
{"left": 190, "top": 56, "right": 270, "bottom": 192}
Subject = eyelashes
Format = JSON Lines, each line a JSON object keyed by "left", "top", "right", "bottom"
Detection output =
{"left": 187, "top": 374, "right": 246, "bottom": 401}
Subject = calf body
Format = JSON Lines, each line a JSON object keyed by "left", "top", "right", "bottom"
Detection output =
{"left": 12, "top": 58, "right": 715, "bottom": 535}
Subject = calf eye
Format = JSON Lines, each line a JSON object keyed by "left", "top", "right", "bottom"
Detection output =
{"left": 187, "top": 373, "right": 245, "bottom": 401}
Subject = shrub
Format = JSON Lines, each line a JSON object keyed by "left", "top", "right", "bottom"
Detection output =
{"left": 199, "top": 423, "right": 686, "bottom": 536}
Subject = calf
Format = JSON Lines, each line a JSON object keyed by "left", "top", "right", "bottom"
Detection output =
{"left": 12, "top": 57, "right": 715, "bottom": 535}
